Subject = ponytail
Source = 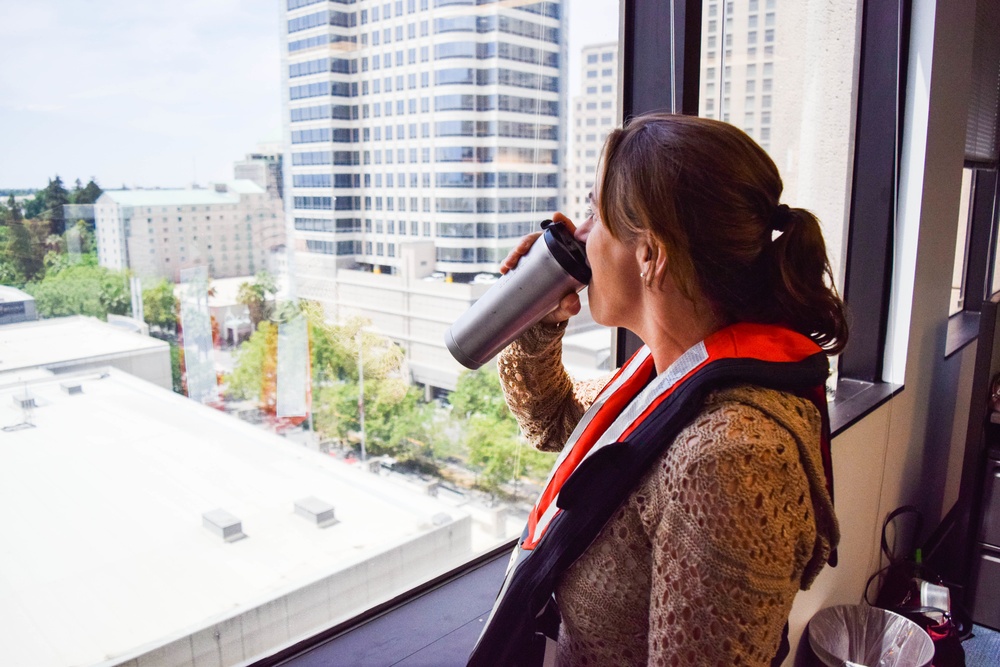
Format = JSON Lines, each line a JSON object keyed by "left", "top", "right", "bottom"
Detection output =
{"left": 763, "top": 207, "right": 848, "bottom": 354}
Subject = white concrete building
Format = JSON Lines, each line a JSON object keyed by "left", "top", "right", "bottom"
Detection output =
{"left": 0, "top": 285, "right": 37, "bottom": 325}
{"left": 0, "top": 315, "right": 171, "bottom": 389}
{"left": 94, "top": 180, "right": 284, "bottom": 283}
{"left": 233, "top": 145, "right": 285, "bottom": 200}
{"left": 281, "top": 0, "right": 568, "bottom": 318}
{"left": 565, "top": 41, "right": 619, "bottom": 224}
{"left": 0, "top": 369, "right": 474, "bottom": 667}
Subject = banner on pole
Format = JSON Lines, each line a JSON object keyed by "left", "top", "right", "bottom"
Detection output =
{"left": 180, "top": 266, "right": 217, "bottom": 403}
{"left": 277, "top": 313, "right": 309, "bottom": 418}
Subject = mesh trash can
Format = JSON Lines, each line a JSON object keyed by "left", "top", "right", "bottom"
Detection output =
{"left": 807, "top": 604, "right": 935, "bottom": 667}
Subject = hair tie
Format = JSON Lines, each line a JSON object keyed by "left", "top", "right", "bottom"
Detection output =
{"left": 770, "top": 204, "right": 792, "bottom": 232}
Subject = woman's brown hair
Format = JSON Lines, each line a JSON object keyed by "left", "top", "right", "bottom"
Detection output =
{"left": 598, "top": 112, "right": 848, "bottom": 354}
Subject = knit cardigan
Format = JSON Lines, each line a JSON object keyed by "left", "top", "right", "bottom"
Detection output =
{"left": 497, "top": 322, "right": 839, "bottom": 667}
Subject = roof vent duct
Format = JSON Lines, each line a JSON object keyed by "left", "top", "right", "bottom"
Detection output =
{"left": 294, "top": 497, "right": 338, "bottom": 528}
{"left": 13, "top": 393, "right": 35, "bottom": 410}
{"left": 60, "top": 382, "right": 83, "bottom": 395}
{"left": 202, "top": 509, "right": 246, "bottom": 542}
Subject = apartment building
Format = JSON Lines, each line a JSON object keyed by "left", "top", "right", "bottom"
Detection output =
{"left": 700, "top": 0, "right": 777, "bottom": 151}
{"left": 281, "top": 0, "right": 567, "bottom": 320}
{"left": 564, "top": 41, "right": 619, "bottom": 223}
{"left": 94, "top": 180, "right": 284, "bottom": 283}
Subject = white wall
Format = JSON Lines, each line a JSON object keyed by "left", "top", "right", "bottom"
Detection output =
{"left": 786, "top": 0, "right": 979, "bottom": 661}
{"left": 112, "top": 515, "right": 472, "bottom": 667}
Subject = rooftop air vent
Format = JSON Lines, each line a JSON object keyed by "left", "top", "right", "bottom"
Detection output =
{"left": 202, "top": 509, "right": 246, "bottom": 542}
{"left": 60, "top": 382, "right": 83, "bottom": 395}
{"left": 214, "top": 183, "right": 228, "bottom": 193}
{"left": 294, "top": 497, "right": 338, "bottom": 528}
{"left": 13, "top": 394, "right": 35, "bottom": 410}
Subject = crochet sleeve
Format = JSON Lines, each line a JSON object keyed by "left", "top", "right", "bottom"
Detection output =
{"left": 497, "top": 322, "right": 609, "bottom": 452}
{"left": 642, "top": 402, "right": 818, "bottom": 667}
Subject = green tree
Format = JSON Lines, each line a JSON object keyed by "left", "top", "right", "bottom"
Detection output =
{"left": 24, "top": 263, "right": 131, "bottom": 319}
{"left": 169, "top": 343, "right": 184, "bottom": 394}
{"left": 226, "top": 320, "right": 277, "bottom": 404}
{"left": 74, "top": 179, "right": 103, "bottom": 205}
{"left": 142, "top": 279, "right": 179, "bottom": 331}
{"left": 61, "top": 220, "right": 96, "bottom": 261}
{"left": 22, "top": 193, "right": 45, "bottom": 220}
{"left": 451, "top": 368, "right": 511, "bottom": 421}
{"left": 2, "top": 194, "right": 44, "bottom": 284}
{"left": 41, "top": 175, "right": 70, "bottom": 236}
{"left": 226, "top": 305, "right": 436, "bottom": 459}
{"left": 463, "top": 414, "right": 555, "bottom": 501}
{"left": 237, "top": 270, "right": 277, "bottom": 330}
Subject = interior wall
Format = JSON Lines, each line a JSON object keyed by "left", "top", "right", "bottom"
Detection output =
{"left": 785, "top": 0, "right": 980, "bottom": 662}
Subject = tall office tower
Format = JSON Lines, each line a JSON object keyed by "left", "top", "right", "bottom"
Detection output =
{"left": 700, "top": 0, "right": 776, "bottom": 151}
{"left": 565, "top": 41, "right": 618, "bottom": 224}
{"left": 280, "top": 0, "right": 567, "bottom": 320}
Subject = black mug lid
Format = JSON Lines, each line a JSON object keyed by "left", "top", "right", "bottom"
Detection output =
{"left": 541, "top": 219, "right": 591, "bottom": 285}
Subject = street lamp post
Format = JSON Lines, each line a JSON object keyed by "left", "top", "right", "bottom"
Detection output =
{"left": 358, "top": 332, "right": 367, "bottom": 462}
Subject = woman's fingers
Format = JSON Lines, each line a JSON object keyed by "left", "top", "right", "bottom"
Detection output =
{"left": 552, "top": 211, "right": 576, "bottom": 234}
{"left": 499, "top": 214, "right": 577, "bottom": 275}
{"left": 542, "top": 292, "right": 582, "bottom": 325}
{"left": 499, "top": 231, "right": 542, "bottom": 274}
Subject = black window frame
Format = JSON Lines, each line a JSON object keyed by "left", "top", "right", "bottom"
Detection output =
{"left": 616, "top": 0, "right": 909, "bottom": 433}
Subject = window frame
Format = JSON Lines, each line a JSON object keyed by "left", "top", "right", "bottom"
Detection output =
{"left": 617, "top": 0, "right": 909, "bottom": 433}
{"left": 962, "top": 168, "right": 999, "bottom": 314}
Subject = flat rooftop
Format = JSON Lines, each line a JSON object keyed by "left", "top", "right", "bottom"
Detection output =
{"left": 0, "top": 316, "right": 167, "bottom": 374}
{"left": 98, "top": 180, "right": 265, "bottom": 208}
{"left": 0, "top": 370, "right": 471, "bottom": 667}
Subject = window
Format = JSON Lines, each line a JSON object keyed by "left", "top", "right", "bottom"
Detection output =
{"left": 5, "top": 0, "right": 607, "bottom": 664}
{"left": 951, "top": 168, "right": 976, "bottom": 315}
{"left": 698, "top": 0, "right": 863, "bottom": 382}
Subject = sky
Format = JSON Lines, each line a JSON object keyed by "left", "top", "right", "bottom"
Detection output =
{"left": 0, "top": 0, "right": 619, "bottom": 191}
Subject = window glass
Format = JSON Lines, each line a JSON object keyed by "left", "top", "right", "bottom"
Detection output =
{"left": 992, "top": 197, "right": 1000, "bottom": 297}
{"left": 0, "top": 0, "right": 617, "bottom": 664}
{"left": 951, "top": 168, "right": 974, "bottom": 314}
{"left": 698, "top": 0, "right": 859, "bottom": 292}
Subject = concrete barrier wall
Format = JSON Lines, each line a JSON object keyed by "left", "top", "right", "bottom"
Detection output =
{"left": 111, "top": 515, "right": 472, "bottom": 667}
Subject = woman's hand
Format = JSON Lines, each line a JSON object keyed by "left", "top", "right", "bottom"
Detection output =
{"left": 498, "top": 212, "right": 582, "bottom": 325}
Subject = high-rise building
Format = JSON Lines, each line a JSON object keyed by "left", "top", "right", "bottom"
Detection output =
{"left": 700, "top": 0, "right": 776, "bottom": 152}
{"left": 280, "top": 0, "right": 567, "bottom": 321}
{"left": 565, "top": 41, "right": 618, "bottom": 224}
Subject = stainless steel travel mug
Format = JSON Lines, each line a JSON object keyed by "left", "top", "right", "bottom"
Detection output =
{"left": 445, "top": 220, "right": 591, "bottom": 370}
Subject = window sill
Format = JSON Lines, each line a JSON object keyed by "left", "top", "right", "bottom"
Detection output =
{"left": 829, "top": 377, "right": 902, "bottom": 436}
{"left": 945, "top": 310, "right": 980, "bottom": 358}
{"left": 251, "top": 543, "right": 513, "bottom": 667}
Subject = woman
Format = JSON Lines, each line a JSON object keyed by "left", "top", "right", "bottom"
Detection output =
{"left": 469, "top": 114, "right": 844, "bottom": 667}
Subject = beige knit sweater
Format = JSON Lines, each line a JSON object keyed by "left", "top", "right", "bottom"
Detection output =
{"left": 498, "top": 322, "right": 839, "bottom": 667}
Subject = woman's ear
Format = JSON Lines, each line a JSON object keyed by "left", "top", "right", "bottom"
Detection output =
{"left": 635, "top": 235, "right": 666, "bottom": 284}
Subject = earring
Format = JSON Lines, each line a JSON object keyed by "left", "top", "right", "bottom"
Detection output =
{"left": 640, "top": 271, "right": 645, "bottom": 278}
